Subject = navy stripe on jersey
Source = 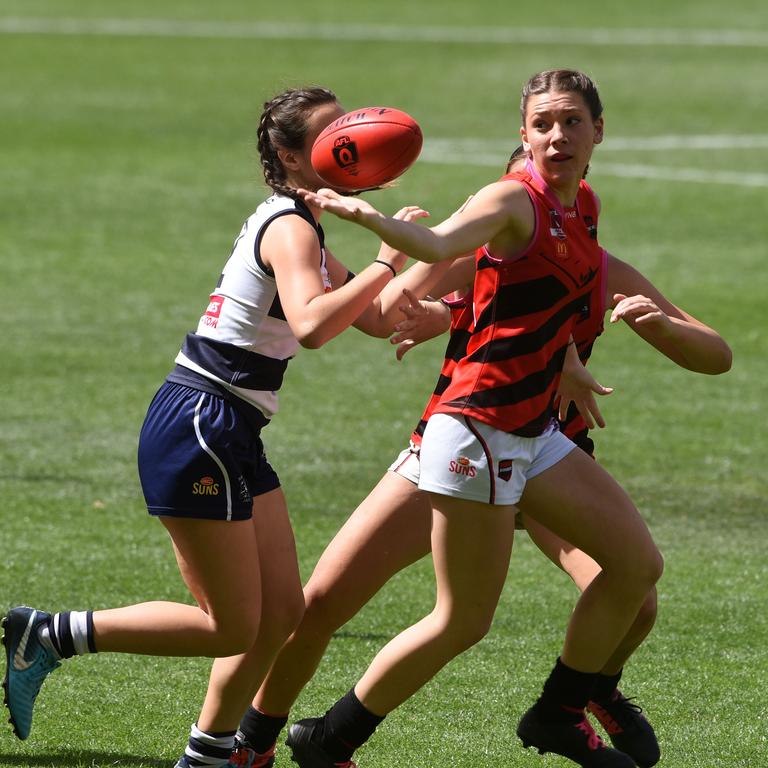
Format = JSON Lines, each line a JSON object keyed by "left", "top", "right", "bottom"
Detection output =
{"left": 180, "top": 334, "right": 289, "bottom": 392}
{"left": 469, "top": 293, "right": 590, "bottom": 364}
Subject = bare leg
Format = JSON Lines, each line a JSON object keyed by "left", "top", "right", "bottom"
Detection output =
{"left": 522, "top": 513, "right": 657, "bottom": 675}
{"left": 355, "top": 494, "right": 517, "bottom": 715}
{"left": 93, "top": 516, "right": 264, "bottom": 657}
{"left": 254, "top": 472, "right": 432, "bottom": 715}
{"left": 519, "top": 448, "right": 663, "bottom": 672}
{"left": 197, "top": 487, "right": 304, "bottom": 731}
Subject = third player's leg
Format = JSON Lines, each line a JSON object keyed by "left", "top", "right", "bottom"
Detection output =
{"left": 520, "top": 448, "right": 663, "bottom": 672}
{"left": 355, "top": 493, "right": 516, "bottom": 715}
{"left": 254, "top": 471, "right": 432, "bottom": 715}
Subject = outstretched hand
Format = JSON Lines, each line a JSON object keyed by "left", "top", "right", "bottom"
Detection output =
{"left": 390, "top": 289, "right": 451, "bottom": 360}
{"left": 297, "top": 187, "right": 382, "bottom": 223}
{"left": 558, "top": 346, "right": 613, "bottom": 428}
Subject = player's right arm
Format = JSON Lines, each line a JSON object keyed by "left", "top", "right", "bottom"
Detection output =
{"left": 299, "top": 181, "right": 534, "bottom": 263}
{"left": 262, "top": 214, "right": 407, "bottom": 349}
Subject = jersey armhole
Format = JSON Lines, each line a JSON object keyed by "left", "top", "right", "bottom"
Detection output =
{"left": 482, "top": 184, "right": 539, "bottom": 265}
{"left": 254, "top": 208, "right": 321, "bottom": 277}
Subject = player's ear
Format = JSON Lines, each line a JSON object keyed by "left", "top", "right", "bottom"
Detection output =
{"left": 593, "top": 116, "right": 604, "bottom": 145}
{"left": 277, "top": 148, "right": 300, "bottom": 170}
{"left": 519, "top": 126, "right": 531, "bottom": 154}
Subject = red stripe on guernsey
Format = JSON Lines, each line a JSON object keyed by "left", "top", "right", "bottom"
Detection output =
{"left": 433, "top": 169, "right": 604, "bottom": 437}
{"left": 411, "top": 295, "right": 473, "bottom": 445}
{"left": 464, "top": 416, "right": 496, "bottom": 504}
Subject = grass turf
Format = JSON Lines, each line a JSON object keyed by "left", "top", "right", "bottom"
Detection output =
{"left": 1, "top": 1, "right": 766, "bottom": 766}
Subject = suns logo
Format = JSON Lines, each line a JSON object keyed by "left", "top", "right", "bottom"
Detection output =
{"left": 448, "top": 456, "right": 477, "bottom": 478}
{"left": 192, "top": 476, "right": 220, "bottom": 496}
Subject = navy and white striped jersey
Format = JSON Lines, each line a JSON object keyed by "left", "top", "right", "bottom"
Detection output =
{"left": 173, "top": 194, "right": 331, "bottom": 419}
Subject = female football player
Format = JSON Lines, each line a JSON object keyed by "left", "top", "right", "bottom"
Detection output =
{"left": 292, "top": 69, "right": 669, "bottom": 768}
{"left": 227, "top": 148, "right": 730, "bottom": 768}
{"left": 0, "top": 85, "right": 450, "bottom": 768}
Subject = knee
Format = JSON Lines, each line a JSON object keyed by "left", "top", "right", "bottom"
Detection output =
{"left": 267, "top": 591, "right": 305, "bottom": 648}
{"left": 434, "top": 610, "right": 494, "bottom": 656}
{"left": 212, "top": 610, "right": 262, "bottom": 656}
{"left": 608, "top": 542, "right": 664, "bottom": 592}
{"left": 300, "top": 584, "right": 347, "bottom": 638}
{"left": 634, "top": 587, "right": 658, "bottom": 636}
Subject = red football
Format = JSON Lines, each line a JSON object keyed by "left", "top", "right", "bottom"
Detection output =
{"left": 311, "top": 107, "right": 423, "bottom": 191}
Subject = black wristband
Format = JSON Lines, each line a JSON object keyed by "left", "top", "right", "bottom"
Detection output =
{"left": 374, "top": 259, "right": 397, "bottom": 277}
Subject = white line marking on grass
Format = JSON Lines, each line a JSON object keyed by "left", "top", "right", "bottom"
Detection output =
{"left": 0, "top": 17, "right": 767, "bottom": 48}
{"left": 420, "top": 138, "right": 768, "bottom": 188}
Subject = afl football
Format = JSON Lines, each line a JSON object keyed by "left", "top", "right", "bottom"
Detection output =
{"left": 311, "top": 107, "right": 423, "bottom": 191}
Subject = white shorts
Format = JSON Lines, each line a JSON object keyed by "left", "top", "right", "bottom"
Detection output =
{"left": 417, "top": 413, "right": 576, "bottom": 506}
{"left": 387, "top": 441, "right": 421, "bottom": 485}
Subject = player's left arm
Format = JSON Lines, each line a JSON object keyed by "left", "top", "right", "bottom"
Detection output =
{"left": 606, "top": 254, "right": 732, "bottom": 374}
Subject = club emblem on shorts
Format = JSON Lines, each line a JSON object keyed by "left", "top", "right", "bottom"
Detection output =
{"left": 498, "top": 459, "right": 514, "bottom": 482}
{"left": 448, "top": 456, "right": 477, "bottom": 478}
{"left": 192, "top": 476, "right": 220, "bottom": 496}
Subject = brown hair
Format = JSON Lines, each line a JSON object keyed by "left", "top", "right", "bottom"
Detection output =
{"left": 520, "top": 69, "right": 603, "bottom": 122}
{"left": 505, "top": 144, "right": 528, "bottom": 174}
{"left": 257, "top": 86, "right": 338, "bottom": 198}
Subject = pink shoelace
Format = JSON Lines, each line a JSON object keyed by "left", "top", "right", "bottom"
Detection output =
{"left": 575, "top": 717, "right": 605, "bottom": 751}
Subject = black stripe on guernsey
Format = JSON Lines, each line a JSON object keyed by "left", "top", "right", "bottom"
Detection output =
{"left": 444, "top": 328, "right": 471, "bottom": 362}
{"left": 444, "top": 342, "right": 567, "bottom": 414}
{"left": 474, "top": 275, "right": 570, "bottom": 334}
{"left": 433, "top": 373, "right": 453, "bottom": 396}
{"left": 469, "top": 293, "right": 589, "bottom": 363}
{"left": 180, "top": 334, "right": 289, "bottom": 392}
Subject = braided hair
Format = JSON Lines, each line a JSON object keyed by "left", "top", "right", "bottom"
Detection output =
{"left": 257, "top": 86, "right": 338, "bottom": 199}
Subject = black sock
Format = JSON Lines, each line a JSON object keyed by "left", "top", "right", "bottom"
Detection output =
{"left": 237, "top": 706, "right": 287, "bottom": 754}
{"left": 591, "top": 670, "right": 622, "bottom": 703}
{"left": 321, "top": 688, "right": 385, "bottom": 762}
{"left": 535, "top": 657, "right": 598, "bottom": 722}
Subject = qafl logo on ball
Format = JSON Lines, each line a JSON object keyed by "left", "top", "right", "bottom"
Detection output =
{"left": 331, "top": 135, "right": 360, "bottom": 175}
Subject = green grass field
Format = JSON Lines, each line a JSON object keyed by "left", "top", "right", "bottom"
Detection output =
{"left": 1, "top": 1, "right": 766, "bottom": 766}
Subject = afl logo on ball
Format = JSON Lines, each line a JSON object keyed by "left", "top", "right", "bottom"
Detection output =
{"left": 332, "top": 136, "right": 359, "bottom": 170}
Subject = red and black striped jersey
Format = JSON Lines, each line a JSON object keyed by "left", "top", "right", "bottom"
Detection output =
{"left": 410, "top": 289, "right": 473, "bottom": 446}
{"left": 558, "top": 247, "right": 608, "bottom": 453}
{"left": 433, "top": 163, "right": 604, "bottom": 437}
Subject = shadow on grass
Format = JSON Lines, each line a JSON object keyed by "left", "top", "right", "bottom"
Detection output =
{"left": 0, "top": 749, "right": 169, "bottom": 767}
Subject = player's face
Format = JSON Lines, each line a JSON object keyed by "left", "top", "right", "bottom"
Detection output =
{"left": 520, "top": 90, "right": 603, "bottom": 196}
{"left": 298, "top": 102, "right": 347, "bottom": 192}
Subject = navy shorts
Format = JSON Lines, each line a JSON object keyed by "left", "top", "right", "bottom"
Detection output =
{"left": 137, "top": 381, "right": 280, "bottom": 521}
